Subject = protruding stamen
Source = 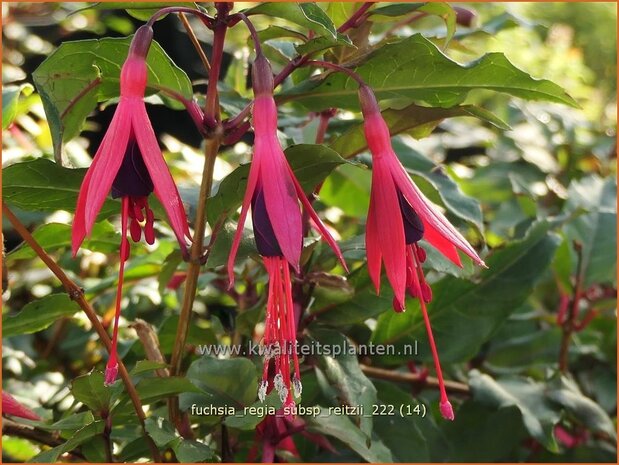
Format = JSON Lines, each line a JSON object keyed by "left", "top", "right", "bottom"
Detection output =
{"left": 440, "top": 400, "right": 454, "bottom": 421}
{"left": 130, "top": 218, "right": 141, "bottom": 242}
{"left": 144, "top": 205, "right": 155, "bottom": 245}
{"left": 416, "top": 246, "right": 427, "bottom": 263}
{"left": 292, "top": 376, "right": 302, "bottom": 398}
{"left": 258, "top": 380, "right": 269, "bottom": 402}
{"left": 410, "top": 243, "right": 454, "bottom": 420}
{"left": 107, "top": 197, "right": 131, "bottom": 386}
{"left": 105, "top": 360, "right": 118, "bottom": 386}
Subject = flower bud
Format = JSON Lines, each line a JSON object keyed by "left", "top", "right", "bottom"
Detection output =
{"left": 128, "top": 25, "right": 154, "bottom": 59}
{"left": 358, "top": 84, "right": 381, "bottom": 117}
{"left": 252, "top": 54, "right": 274, "bottom": 96}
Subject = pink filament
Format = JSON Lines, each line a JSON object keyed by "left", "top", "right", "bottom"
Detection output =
{"left": 410, "top": 243, "right": 454, "bottom": 421}
{"left": 105, "top": 196, "right": 130, "bottom": 385}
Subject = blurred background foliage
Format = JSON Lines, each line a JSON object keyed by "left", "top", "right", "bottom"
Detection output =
{"left": 2, "top": 2, "right": 617, "bottom": 463}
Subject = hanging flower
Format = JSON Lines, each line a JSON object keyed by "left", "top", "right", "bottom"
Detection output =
{"left": 228, "top": 54, "right": 347, "bottom": 406}
{"left": 71, "top": 25, "right": 192, "bottom": 385}
{"left": 2, "top": 392, "right": 40, "bottom": 421}
{"left": 358, "top": 85, "right": 486, "bottom": 420}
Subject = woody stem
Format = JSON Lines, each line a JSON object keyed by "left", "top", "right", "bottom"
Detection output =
{"left": 559, "top": 241, "right": 584, "bottom": 372}
{"left": 2, "top": 204, "right": 161, "bottom": 462}
{"left": 179, "top": 12, "right": 211, "bottom": 73}
{"left": 338, "top": 2, "right": 374, "bottom": 33}
{"left": 169, "top": 10, "right": 227, "bottom": 428}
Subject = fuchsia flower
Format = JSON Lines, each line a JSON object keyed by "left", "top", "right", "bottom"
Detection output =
{"left": 2, "top": 392, "right": 40, "bottom": 421}
{"left": 359, "top": 85, "right": 486, "bottom": 420}
{"left": 71, "top": 25, "right": 191, "bottom": 384}
{"left": 228, "top": 54, "right": 347, "bottom": 406}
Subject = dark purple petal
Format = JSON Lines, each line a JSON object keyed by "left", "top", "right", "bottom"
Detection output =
{"left": 398, "top": 189, "right": 424, "bottom": 244}
{"left": 111, "top": 136, "right": 154, "bottom": 199}
{"left": 252, "top": 187, "right": 283, "bottom": 257}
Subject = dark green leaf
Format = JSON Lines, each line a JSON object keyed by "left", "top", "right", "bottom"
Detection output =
{"left": 305, "top": 414, "right": 393, "bottom": 462}
{"left": 2, "top": 158, "right": 116, "bottom": 216}
{"left": 31, "top": 421, "right": 105, "bottom": 463}
{"left": 71, "top": 371, "right": 111, "bottom": 413}
{"left": 144, "top": 417, "right": 179, "bottom": 448}
{"left": 547, "top": 377, "right": 617, "bottom": 440}
{"left": 310, "top": 328, "right": 376, "bottom": 438}
{"left": 442, "top": 401, "right": 527, "bottom": 461}
{"left": 185, "top": 357, "right": 258, "bottom": 408}
{"left": 33, "top": 36, "right": 192, "bottom": 159}
{"left": 371, "top": 221, "right": 561, "bottom": 363}
{"left": 469, "top": 370, "right": 560, "bottom": 451}
{"left": 134, "top": 377, "right": 201, "bottom": 404}
{"left": 279, "top": 34, "right": 578, "bottom": 111}
{"left": 372, "top": 381, "right": 430, "bottom": 461}
{"left": 174, "top": 439, "right": 214, "bottom": 462}
{"left": 329, "top": 104, "right": 509, "bottom": 159}
{"left": 244, "top": 2, "right": 338, "bottom": 39}
{"left": 2, "top": 293, "right": 80, "bottom": 338}
{"left": 370, "top": 3, "right": 457, "bottom": 46}
{"left": 295, "top": 33, "right": 353, "bottom": 55}
{"left": 207, "top": 144, "right": 346, "bottom": 223}
{"left": 8, "top": 221, "right": 120, "bottom": 260}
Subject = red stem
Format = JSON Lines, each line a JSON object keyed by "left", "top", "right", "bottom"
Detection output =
{"left": 338, "top": 2, "right": 374, "bottom": 33}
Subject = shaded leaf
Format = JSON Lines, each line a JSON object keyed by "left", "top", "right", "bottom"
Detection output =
{"left": 371, "top": 221, "right": 561, "bottom": 363}
{"left": 71, "top": 371, "right": 111, "bottom": 413}
{"left": 2, "top": 294, "right": 80, "bottom": 338}
{"left": 2, "top": 158, "right": 116, "bottom": 216}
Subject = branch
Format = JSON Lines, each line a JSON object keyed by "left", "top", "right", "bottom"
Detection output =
{"left": 2, "top": 204, "right": 161, "bottom": 462}
{"left": 360, "top": 364, "right": 470, "bottom": 394}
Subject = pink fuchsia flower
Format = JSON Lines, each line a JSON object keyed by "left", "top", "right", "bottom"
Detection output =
{"left": 2, "top": 392, "right": 40, "bottom": 421}
{"left": 358, "top": 85, "right": 486, "bottom": 421}
{"left": 228, "top": 54, "right": 347, "bottom": 406}
{"left": 71, "top": 25, "right": 191, "bottom": 384}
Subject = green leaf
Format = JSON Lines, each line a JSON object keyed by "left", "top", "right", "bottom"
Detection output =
{"left": 86, "top": 2, "right": 197, "bottom": 21}
{"left": 371, "top": 221, "right": 561, "bottom": 363}
{"left": 144, "top": 417, "right": 179, "bottom": 448}
{"left": 2, "top": 294, "right": 80, "bottom": 338}
{"left": 469, "top": 370, "right": 560, "bottom": 451}
{"left": 174, "top": 439, "right": 214, "bottom": 462}
{"left": 31, "top": 421, "right": 105, "bottom": 463}
{"left": 329, "top": 104, "right": 509, "bottom": 159}
{"left": 372, "top": 381, "right": 431, "bottom": 461}
{"left": 370, "top": 3, "right": 457, "bottom": 47}
{"left": 72, "top": 371, "right": 111, "bottom": 413}
{"left": 279, "top": 34, "right": 578, "bottom": 111}
{"left": 295, "top": 33, "right": 353, "bottom": 55}
{"left": 185, "top": 357, "right": 258, "bottom": 408}
{"left": 320, "top": 163, "right": 371, "bottom": 217}
{"left": 244, "top": 2, "right": 338, "bottom": 39}
{"left": 133, "top": 377, "right": 201, "bottom": 404}
{"left": 207, "top": 144, "right": 346, "bottom": 223}
{"left": 33, "top": 36, "right": 192, "bottom": 159}
{"left": 2, "top": 158, "right": 116, "bottom": 216}
{"left": 2, "top": 83, "right": 34, "bottom": 129}
{"left": 547, "top": 377, "right": 617, "bottom": 441}
{"left": 8, "top": 222, "right": 120, "bottom": 260}
{"left": 310, "top": 328, "right": 376, "bottom": 438}
{"left": 130, "top": 360, "right": 169, "bottom": 376}
{"left": 305, "top": 414, "right": 393, "bottom": 462}
{"left": 442, "top": 401, "right": 527, "bottom": 461}
{"left": 564, "top": 176, "right": 617, "bottom": 286}
{"left": 223, "top": 392, "right": 282, "bottom": 430}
